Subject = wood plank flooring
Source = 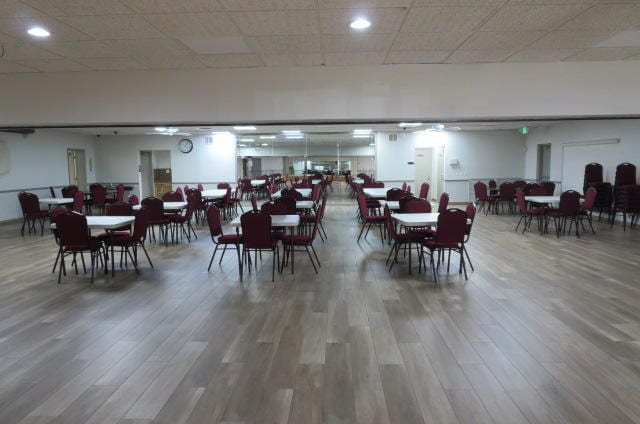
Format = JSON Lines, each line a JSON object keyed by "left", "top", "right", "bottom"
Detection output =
{"left": 1, "top": 187, "right": 640, "bottom": 423}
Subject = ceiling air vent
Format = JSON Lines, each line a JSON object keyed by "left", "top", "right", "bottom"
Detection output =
{"left": 388, "top": 134, "right": 398, "bottom": 142}
{"left": 204, "top": 136, "right": 213, "bottom": 144}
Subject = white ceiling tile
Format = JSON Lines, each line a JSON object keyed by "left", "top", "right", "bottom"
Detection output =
{"left": 318, "top": 0, "right": 412, "bottom": 8}
{"left": 481, "top": 5, "right": 590, "bottom": 31}
{"left": 199, "top": 53, "right": 264, "bottom": 67}
{"left": 506, "top": 48, "right": 579, "bottom": 62}
{"left": 0, "top": 0, "right": 45, "bottom": 17}
{"left": 445, "top": 49, "right": 513, "bottom": 62}
{"left": 322, "top": 33, "right": 394, "bottom": 52}
{"left": 564, "top": 46, "right": 640, "bottom": 61}
{"left": 529, "top": 29, "right": 616, "bottom": 48}
{"left": 562, "top": 4, "right": 640, "bottom": 30}
{"left": 75, "top": 57, "right": 147, "bottom": 70}
{"left": 0, "top": 41, "right": 59, "bottom": 59}
{"left": 261, "top": 53, "right": 323, "bottom": 66}
{"left": 0, "top": 61, "right": 38, "bottom": 72}
{"left": 0, "top": 16, "right": 93, "bottom": 41}
{"left": 392, "top": 32, "right": 469, "bottom": 51}
{"left": 136, "top": 55, "right": 207, "bottom": 69}
{"left": 385, "top": 50, "right": 449, "bottom": 63}
{"left": 15, "top": 57, "right": 90, "bottom": 71}
{"left": 220, "top": 0, "right": 316, "bottom": 10}
{"left": 104, "top": 39, "right": 192, "bottom": 59}
{"left": 320, "top": 8, "right": 406, "bottom": 34}
{"left": 324, "top": 51, "right": 386, "bottom": 65}
{"left": 22, "top": 0, "right": 133, "bottom": 16}
{"left": 124, "top": 0, "right": 223, "bottom": 13}
{"left": 143, "top": 13, "right": 239, "bottom": 38}
{"left": 402, "top": 7, "right": 496, "bottom": 33}
{"left": 58, "top": 15, "right": 165, "bottom": 40}
{"left": 230, "top": 10, "right": 319, "bottom": 35}
{"left": 41, "top": 40, "right": 124, "bottom": 58}
{"left": 245, "top": 35, "right": 321, "bottom": 53}
{"left": 460, "top": 30, "right": 545, "bottom": 50}
{"left": 180, "top": 36, "right": 251, "bottom": 54}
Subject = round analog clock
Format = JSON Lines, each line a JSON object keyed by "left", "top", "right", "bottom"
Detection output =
{"left": 178, "top": 138, "right": 193, "bottom": 153}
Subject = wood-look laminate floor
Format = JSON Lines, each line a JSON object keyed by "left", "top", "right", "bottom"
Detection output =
{"left": 1, "top": 187, "right": 640, "bottom": 424}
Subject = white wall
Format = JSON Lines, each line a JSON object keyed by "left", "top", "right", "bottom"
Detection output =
{"left": 2, "top": 62, "right": 640, "bottom": 127}
{"left": 151, "top": 150, "right": 171, "bottom": 169}
{"left": 0, "top": 129, "right": 96, "bottom": 221}
{"left": 95, "top": 133, "right": 237, "bottom": 195}
{"left": 525, "top": 120, "right": 640, "bottom": 192}
{"left": 376, "top": 129, "right": 525, "bottom": 202}
{"left": 259, "top": 156, "right": 284, "bottom": 175}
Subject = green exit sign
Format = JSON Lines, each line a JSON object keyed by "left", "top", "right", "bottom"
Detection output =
{"left": 520, "top": 126, "right": 529, "bottom": 135}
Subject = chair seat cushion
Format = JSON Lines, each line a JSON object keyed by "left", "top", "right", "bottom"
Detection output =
{"left": 218, "top": 234, "right": 242, "bottom": 244}
{"left": 365, "top": 215, "right": 386, "bottom": 222}
{"left": 423, "top": 239, "right": 459, "bottom": 249}
{"left": 97, "top": 230, "right": 130, "bottom": 239}
{"left": 65, "top": 236, "right": 102, "bottom": 251}
{"left": 282, "top": 234, "right": 312, "bottom": 245}
{"left": 409, "top": 228, "right": 436, "bottom": 239}
{"left": 525, "top": 207, "right": 544, "bottom": 215}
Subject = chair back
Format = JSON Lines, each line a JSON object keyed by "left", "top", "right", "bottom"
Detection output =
{"left": 559, "top": 190, "right": 581, "bottom": 216}
{"left": 383, "top": 204, "right": 397, "bottom": 239}
{"left": 281, "top": 188, "right": 303, "bottom": 200}
{"left": 141, "top": 197, "right": 165, "bottom": 221}
{"left": 184, "top": 185, "right": 190, "bottom": 194}
{"left": 513, "top": 180, "right": 527, "bottom": 191}
{"left": 18, "top": 192, "right": 41, "bottom": 215}
{"left": 465, "top": 203, "right": 476, "bottom": 237}
{"left": 498, "top": 182, "right": 515, "bottom": 201}
{"left": 241, "top": 179, "right": 253, "bottom": 192}
{"left": 162, "top": 191, "right": 181, "bottom": 202}
{"left": 49, "top": 186, "right": 56, "bottom": 198}
{"left": 107, "top": 201, "right": 132, "bottom": 216}
{"left": 57, "top": 212, "right": 90, "bottom": 249}
{"left": 406, "top": 185, "right": 411, "bottom": 194}
{"left": 274, "top": 196, "right": 297, "bottom": 214}
{"left": 207, "top": 205, "right": 223, "bottom": 237}
{"left": 261, "top": 201, "right": 288, "bottom": 215}
{"left": 250, "top": 194, "right": 258, "bottom": 211}
{"left": 318, "top": 194, "right": 328, "bottom": 219}
{"left": 541, "top": 181, "right": 555, "bottom": 195}
{"left": 435, "top": 209, "right": 467, "bottom": 245}
{"left": 61, "top": 185, "right": 78, "bottom": 198}
{"left": 91, "top": 185, "right": 107, "bottom": 206}
{"left": 357, "top": 194, "right": 370, "bottom": 218}
{"left": 515, "top": 189, "right": 528, "bottom": 213}
{"left": 437, "top": 192, "right": 449, "bottom": 213}
{"left": 128, "top": 194, "right": 139, "bottom": 206}
{"left": 132, "top": 207, "right": 150, "bottom": 242}
{"left": 49, "top": 207, "right": 68, "bottom": 239}
{"left": 72, "top": 191, "right": 84, "bottom": 213}
{"left": 185, "top": 188, "right": 204, "bottom": 208}
{"left": 240, "top": 211, "right": 273, "bottom": 249}
{"left": 474, "top": 181, "right": 489, "bottom": 201}
{"left": 197, "top": 184, "right": 204, "bottom": 191}
{"left": 488, "top": 180, "right": 497, "bottom": 189}
{"left": 217, "top": 182, "right": 230, "bottom": 189}
{"left": 363, "top": 181, "right": 384, "bottom": 188}
{"left": 615, "top": 162, "right": 637, "bottom": 187}
{"left": 399, "top": 196, "right": 431, "bottom": 213}
{"left": 524, "top": 182, "right": 539, "bottom": 195}
{"left": 175, "top": 186, "right": 184, "bottom": 201}
{"left": 419, "top": 182, "right": 429, "bottom": 199}
{"left": 583, "top": 187, "right": 597, "bottom": 212}
{"left": 115, "top": 184, "right": 125, "bottom": 202}
{"left": 401, "top": 182, "right": 407, "bottom": 191}
{"left": 584, "top": 163, "right": 604, "bottom": 192}
{"left": 386, "top": 188, "right": 408, "bottom": 201}
{"left": 628, "top": 185, "right": 640, "bottom": 212}
{"left": 311, "top": 185, "right": 322, "bottom": 202}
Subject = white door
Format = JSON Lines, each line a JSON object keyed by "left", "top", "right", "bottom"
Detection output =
{"left": 67, "top": 149, "right": 87, "bottom": 191}
{"left": 415, "top": 148, "right": 433, "bottom": 198}
{"left": 139, "top": 151, "right": 153, "bottom": 198}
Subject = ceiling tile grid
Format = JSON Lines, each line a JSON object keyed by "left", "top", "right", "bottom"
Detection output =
{"left": 0, "top": 0, "right": 640, "bottom": 73}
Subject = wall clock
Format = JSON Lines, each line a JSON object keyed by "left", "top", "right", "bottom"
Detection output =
{"left": 178, "top": 138, "right": 193, "bottom": 154}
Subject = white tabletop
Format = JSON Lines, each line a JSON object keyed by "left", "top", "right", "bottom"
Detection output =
{"left": 296, "top": 200, "right": 314, "bottom": 209}
{"left": 384, "top": 201, "right": 400, "bottom": 210}
{"left": 272, "top": 188, "right": 312, "bottom": 199}
{"left": 201, "top": 189, "right": 227, "bottom": 199}
{"left": 230, "top": 214, "right": 300, "bottom": 227}
{"left": 525, "top": 196, "right": 559, "bottom": 203}
{"left": 311, "top": 179, "right": 322, "bottom": 185}
{"left": 132, "top": 201, "right": 186, "bottom": 211}
{"left": 353, "top": 179, "right": 365, "bottom": 184}
{"left": 251, "top": 179, "right": 267, "bottom": 186}
{"left": 52, "top": 216, "right": 135, "bottom": 230}
{"left": 392, "top": 213, "right": 440, "bottom": 227}
{"left": 39, "top": 198, "right": 73, "bottom": 205}
{"left": 362, "top": 188, "right": 387, "bottom": 198}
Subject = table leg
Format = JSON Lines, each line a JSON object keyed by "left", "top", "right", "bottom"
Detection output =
{"left": 110, "top": 230, "right": 116, "bottom": 276}
{"left": 290, "top": 225, "right": 295, "bottom": 274}
{"left": 236, "top": 227, "right": 243, "bottom": 281}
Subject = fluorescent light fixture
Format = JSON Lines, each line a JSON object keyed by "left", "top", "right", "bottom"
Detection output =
{"left": 350, "top": 18, "right": 371, "bottom": 30}
{"left": 282, "top": 130, "right": 302, "bottom": 135}
{"left": 353, "top": 129, "right": 372, "bottom": 133}
{"left": 286, "top": 135, "right": 304, "bottom": 139}
{"left": 212, "top": 131, "right": 231, "bottom": 135}
{"left": 261, "top": 143, "right": 269, "bottom": 146}
{"left": 233, "top": 126, "right": 256, "bottom": 130}
{"left": 369, "top": 143, "right": 375, "bottom": 146}
{"left": 27, "top": 27, "right": 50, "bottom": 37}
{"left": 398, "top": 122, "right": 422, "bottom": 128}
{"left": 433, "top": 124, "right": 445, "bottom": 131}
{"left": 240, "top": 137, "right": 255, "bottom": 142}
{"left": 238, "top": 144, "right": 246, "bottom": 147}
{"left": 259, "top": 135, "right": 276, "bottom": 139}
{"left": 166, "top": 128, "right": 179, "bottom": 133}
{"left": 353, "top": 134, "right": 371, "bottom": 138}
{"left": 154, "top": 127, "right": 167, "bottom": 132}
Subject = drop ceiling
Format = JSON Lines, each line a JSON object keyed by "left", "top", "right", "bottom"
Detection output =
{"left": 1, "top": 1, "right": 640, "bottom": 73}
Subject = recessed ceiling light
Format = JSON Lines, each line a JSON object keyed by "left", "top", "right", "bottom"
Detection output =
{"left": 350, "top": 18, "right": 371, "bottom": 30}
{"left": 399, "top": 122, "right": 422, "bottom": 128}
{"left": 166, "top": 128, "right": 179, "bottom": 133}
{"left": 240, "top": 137, "right": 255, "bottom": 142}
{"left": 261, "top": 143, "right": 269, "bottom": 146}
{"left": 27, "top": 27, "right": 50, "bottom": 37}
{"left": 234, "top": 126, "right": 256, "bottom": 131}
{"left": 353, "top": 134, "right": 371, "bottom": 138}
{"left": 282, "top": 130, "right": 301, "bottom": 135}
{"left": 286, "top": 135, "right": 304, "bottom": 139}
{"left": 238, "top": 144, "right": 246, "bottom": 147}
{"left": 259, "top": 135, "right": 276, "bottom": 139}
{"left": 154, "top": 127, "right": 167, "bottom": 132}
{"left": 369, "top": 143, "right": 375, "bottom": 146}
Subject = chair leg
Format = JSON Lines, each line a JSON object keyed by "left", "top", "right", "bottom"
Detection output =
{"left": 463, "top": 245, "right": 474, "bottom": 272}
{"left": 305, "top": 246, "right": 318, "bottom": 274}
{"left": 357, "top": 222, "right": 367, "bottom": 242}
{"left": 310, "top": 245, "right": 321, "bottom": 268}
{"left": 140, "top": 243, "right": 153, "bottom": 268}
{"left": 219, "top": 244, "right": 228, "bottom": 265}
{"left": 208, "top": 244, "right": 219, "bottom": 271}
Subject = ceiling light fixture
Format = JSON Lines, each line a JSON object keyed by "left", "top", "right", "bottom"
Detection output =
{"left": 27, "top": 27, "right": 50, "bottom": 37}
{"left": 369, "top": 143, "right": 375, "bottom": 146}
{"left": 259, "top": 135, "right": 276, "bottom": 139}
{"left": 353, "top": 129, "right": 372, "bottom": 133}
{"left": 350, "top": 18, "right": 371, "bottom": 30}
{"left": 238, "top": 144, "right": 246, "bottom": 147}
{"left": 261, "top": 143, "right": 269, "bottom": 146}
{"left": 353, "top": 134, "right": 371, "bottom": 138}
{"left": 240, "top": 137, "right": 255, "bottom": 142}
{"left": 212, "top": 131, "right": 231, "bottom": 135}
{"left": 399, "top": 122, "right": 422, "bottom": 128}
{"left": 234, "top": 126, "right": 256, "bottom": 131}
{"left": 282, "top": 130, "right": 302, "bottom": 135}
{"left": 286, "top": 135, "right": 304, "bottom": 139}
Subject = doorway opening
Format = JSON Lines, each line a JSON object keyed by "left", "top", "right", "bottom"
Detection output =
{"left": 67, "top": 149, "right": 87, "bottom": 191}
{"left": 537, "top": 143, "right": 551, "bottom": 181}
{"left": 414, "top": 146, "right": 444, "bottom": 201}
{"left": 139, "top": 150, "right": 172, "bottom": 199}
